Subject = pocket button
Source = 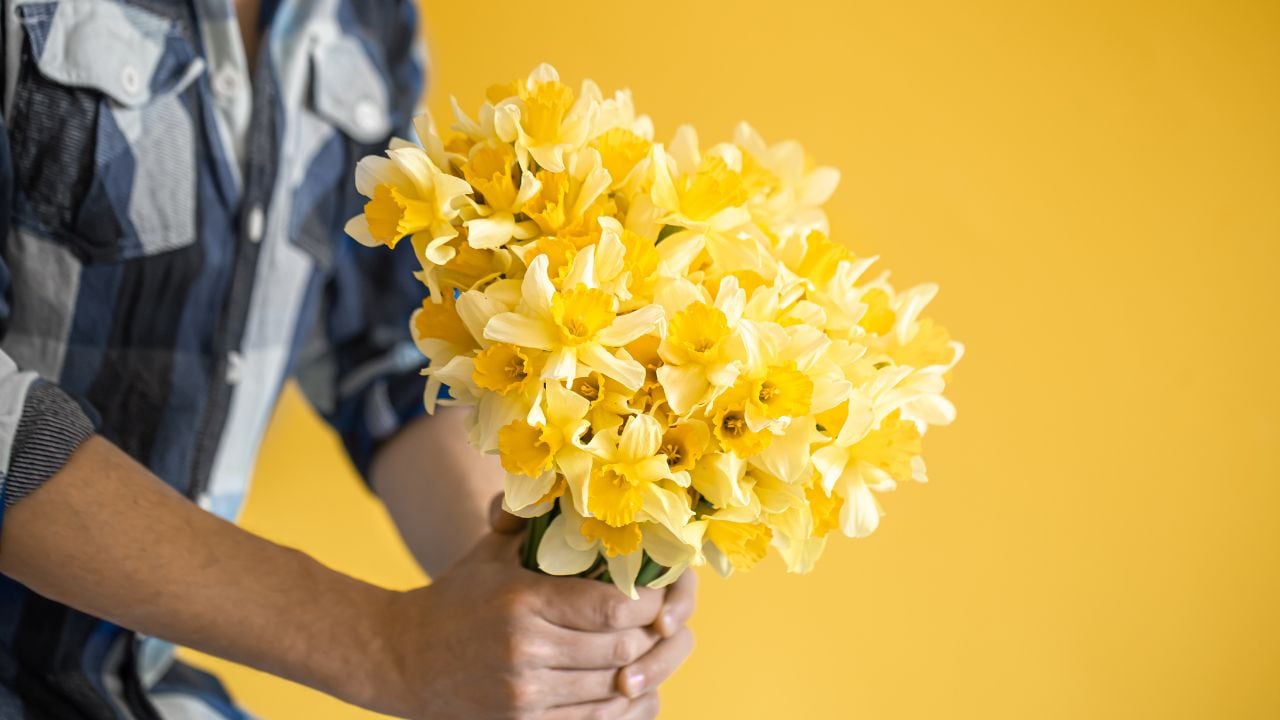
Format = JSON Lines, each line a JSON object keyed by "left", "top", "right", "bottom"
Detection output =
{"left": 353, "top": 98, "right": 383, "bottom": 137}
{"left": 120, "top": 64, "right": 143, "bottom": 98}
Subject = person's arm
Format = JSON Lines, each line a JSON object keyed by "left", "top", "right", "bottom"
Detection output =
{"left": 0, "top": 435, "right": 683, "bottom": 719}
{"left": 371, "top": 405, "right": 502, "bottom": 577}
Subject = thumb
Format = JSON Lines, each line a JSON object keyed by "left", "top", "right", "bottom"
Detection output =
{"left": 489, "top": 493, "right": 529, "bottom": 535}
{"left": 472, "top": 525, "right": 526, "bottom": 564}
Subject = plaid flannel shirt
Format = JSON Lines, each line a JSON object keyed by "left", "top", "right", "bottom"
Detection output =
{"left": 0, "top": 1, "right": 428, "bottom": 716}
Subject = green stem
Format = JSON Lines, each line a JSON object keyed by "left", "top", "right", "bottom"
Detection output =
{"left": 634, "top": 554, "right": 667, "bottom": 587}
{"left": 521, "top": 511, "right": 555, "bottom": 571}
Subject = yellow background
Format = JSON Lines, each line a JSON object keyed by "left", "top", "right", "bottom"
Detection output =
{"left": 184, "top": 0, "right": 1280, "bottom": 717}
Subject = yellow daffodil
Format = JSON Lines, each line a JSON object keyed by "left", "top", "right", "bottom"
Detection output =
{"left": 768, "top": 476, "right": 844, "bottom": 573}
{"left": 704, "top": 511, "right": 773, "bottom": 575}
{"left": 733, "top": 122, "right": 840, "bottom": 237}
{"left": 459, "top": 141, "right": 541, "bottom": 249}
{"left": 345, "top": 145, "right": 473, "bottom": 262}
{"left": 655, "top": 277, "right": 748, "bottom": 414}
{"left": 411, "top": 294, "right": 484, "bottom": 411}
{"left": 499, "top": 381, "right": 596, "bottom": 518}
{"left": 570, "top": 372, "right": 633, "bottom": 435}
{"left": 483, "top": 254, "right": 664, "bottom": 391}
{"left": 649, "top": 126, "right": 775, "bottom": 277}
{"left": 472, "top": 343, "right": 536, "bottom": 396}
{"left": 577, "top": 414, "right": 691, "bottom": 534}
{"left": 493, "top": 64, "right": 596, "bottom": 173}
{"left": 660, "top": 420, "right": 710, "bottom": 477}
{"left": 811, "top": 411, "right": 925, "bottom": 538}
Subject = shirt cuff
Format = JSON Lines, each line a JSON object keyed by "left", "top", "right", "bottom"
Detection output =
{"left": 4, "top": 381, "right": 96, "bottom": 507}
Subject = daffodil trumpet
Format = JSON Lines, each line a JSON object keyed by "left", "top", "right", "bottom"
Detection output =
{"left": 352, "top": 64, "right": 961, "bottom": 598}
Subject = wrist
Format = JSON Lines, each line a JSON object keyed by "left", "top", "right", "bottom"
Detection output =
{"left": 284, "top": 554, "right": 408, "bottom": 713}
{"left": 333, "top": 583, "right": 420, "bottom": 716}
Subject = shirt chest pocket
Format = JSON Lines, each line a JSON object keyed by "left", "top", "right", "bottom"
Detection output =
{"left": 8, "top": 1, "right": 206, "bottom": 263}
{"left": 287, "top": 33, "right": 395, "bottom": 273}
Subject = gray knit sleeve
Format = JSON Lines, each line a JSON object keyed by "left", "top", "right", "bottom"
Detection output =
{"left": 4, "top": 381, "right": 96, "bottom": 507}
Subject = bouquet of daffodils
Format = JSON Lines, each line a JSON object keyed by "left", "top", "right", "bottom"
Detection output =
{"left": 347, "top": 64, "right": 961, "bottom": 597}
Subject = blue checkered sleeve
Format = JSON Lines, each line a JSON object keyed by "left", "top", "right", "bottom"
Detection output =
{"left": 0, "top": 113, "right": 97, "bottom": 526}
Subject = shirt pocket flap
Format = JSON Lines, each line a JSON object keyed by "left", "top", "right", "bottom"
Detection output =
{"left": 310, "top": 35, "right": 393, "bottom": 144}
{"left": 18, "top": 1, "right": 204, "bottom": 108}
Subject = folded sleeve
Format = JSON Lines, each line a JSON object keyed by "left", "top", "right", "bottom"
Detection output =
{"left": 3, "top": 379, "right": 96, "bottom": 507}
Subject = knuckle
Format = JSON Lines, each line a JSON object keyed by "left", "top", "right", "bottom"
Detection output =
{"left": 599, "top": 598, "right": 627, "bottom": 629}
{"left": 500, "top": 586, "right": 533, "bottom": 615}
{"left": 506, "top": 635, "right": 536, "bottom": 669}
{"left": 611, "top": 632, "right": 642, "bottom": 665}
{"left": 506, "top": 677, "right": 536, "bottom": 710}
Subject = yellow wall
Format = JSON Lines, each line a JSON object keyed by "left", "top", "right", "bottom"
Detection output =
{"left": 183, "top": 0, "right": 1280, "bottom": 717}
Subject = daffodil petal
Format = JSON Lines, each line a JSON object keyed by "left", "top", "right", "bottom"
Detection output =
{"left": 596, "top": 304, "right": 664, "bottom": 347}
{"left": 811, "top": 445, "right": 849, "bottom": 495}
{"left": 655, "top": 364, "right": 708, "bottom": 415}
{"left": 641, "top": 521, "right": 702, "bottom": 574}
{"left": 504, "top": 470, "right": 557, "bottom": 513}
{"left": 839, "top": 478, "right": 881, "bottom": 538}
{"left": 465, "top": 213, "right": 516, "bottom": 249}
{"left": 606, "top": 551, "right": 643, "bottom": 599}
{"left": 542, "top": 381, "right": 583, "bottom": 423}
{"left": 618, "top": 414, "right": 662, "bottom": 460}
{"left": 344, "top": 214, "right": 378, "bottom": 247}
{"left": 641, "top": 484, "right": 693, "bottom": 534}
{"left": 522, "top": 254, "right": 555, "bottom": 317}
{"left": 579, "top": 343, "right": 646, "bottom": 391}
{"left": 537, "top": 513, "right": 599, "bottom": 575}
{"left": 484, "top": 313, "right": 557, "bottom": 350}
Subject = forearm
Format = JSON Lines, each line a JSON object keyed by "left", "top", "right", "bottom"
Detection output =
{"left": 370, "top": 405, "right": 503, "bottom": 578}
{"left": 0, "top": 436, "right": 396, "bottom": 709}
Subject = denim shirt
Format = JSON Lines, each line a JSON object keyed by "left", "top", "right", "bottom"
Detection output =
{"left": 0, "top": 1, "right": 427, "bottom": 715}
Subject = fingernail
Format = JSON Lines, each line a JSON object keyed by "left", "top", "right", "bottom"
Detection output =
{"left": 659, "top": 610, "right": 677, "bottom": 637}
{"left": 624, "top": 669, "right": 646, "bottom": 697}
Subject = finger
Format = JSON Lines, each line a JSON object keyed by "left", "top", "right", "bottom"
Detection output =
{"left": 617, "top": 627, "right": 694, "bottom": 699}
{"left": 656, "top": 569, "right": 698, "bottom": 638}
{"left": 530, "top": 668, "right": 619, "bottom": 707}
{"left": 532, "top": 576, "right": 664, "bottom": 631}
{"left": 530, "top": 622, "right": 660, "bottom": 670}
{"left": 538, "top": 695, "right": 629, "bottom": 720}
{"left": 619, "top": 693, "right": 660, "bottom": 720}
{"left": 490, "top": 493, "right": 528, "bottom": 535}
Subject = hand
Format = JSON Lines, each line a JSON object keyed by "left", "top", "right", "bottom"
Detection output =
{"left": 488, "top": 497, "right": 701, "bottom": 719}
{"left": 369, "top": 528, "right": 671, "bottom": 719}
